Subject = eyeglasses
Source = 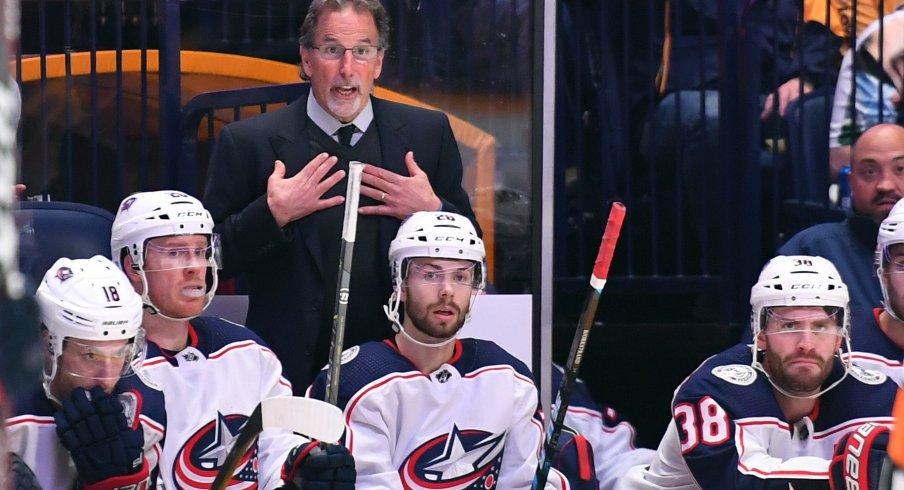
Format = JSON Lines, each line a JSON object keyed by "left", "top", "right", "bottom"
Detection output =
{"left": 309, "top": 44, "right": 382, "bottom": 62}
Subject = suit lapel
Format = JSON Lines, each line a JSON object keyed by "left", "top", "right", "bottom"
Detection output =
{"left": 268, "top": 92, "right": 325, "bottom": 278}
{"left": 372, "top": 97, "right": 410, "bottom": 253}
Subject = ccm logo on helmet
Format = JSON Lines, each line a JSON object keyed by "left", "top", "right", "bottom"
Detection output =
{"left": 843, "top": 423, "right": 880, "bottom": 489}
{"left": 790, "top": 284, "right": 823, "bottom": 289}
{"left": 176, "top": 211, "right": 205, "bottom": 218}
{"left": 435, "top": 236, "right": 467, "bottom": 242}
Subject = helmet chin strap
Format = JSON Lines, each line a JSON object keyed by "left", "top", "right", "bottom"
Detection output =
{"left": 42, "top": 362, "right": 61, "bottom": 405}
{"left": 876, "top": 264, "right": 904, "bottom": 323}
{"left": 383, "top": 289, "right": 457, "bottom": 349}
{"left": 879, "top": 273, "right": 904, "bottom": 324}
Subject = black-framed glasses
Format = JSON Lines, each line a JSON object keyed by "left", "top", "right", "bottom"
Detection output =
{"left": 310, "top": 44, "right": 382, "bottom": 62}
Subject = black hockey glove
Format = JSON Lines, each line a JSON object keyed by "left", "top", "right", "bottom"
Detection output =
{"left": 280, "top": 441, "right": 356, "bottom": 490}
{"left": 552, "top": 428, "right": 600, "bottom": 490}
{"left": 54, "top": 386, "right": 148, "bottom": 489}
{"left": 830, "top": 422, "right": 891, "bottom": 490}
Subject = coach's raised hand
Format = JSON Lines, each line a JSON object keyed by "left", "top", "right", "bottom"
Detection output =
{"left": 359, "top": 151, "right": 442, "bottom": 220}
{"left": 267, "top": 154, "right": 346, "bottom": 228}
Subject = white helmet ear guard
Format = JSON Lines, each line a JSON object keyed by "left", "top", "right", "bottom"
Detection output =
{"left": 111, "top": 190, "right": 219, "bottom": 320}
{"left": 384, "top": 212, "right": 486, "bottom": 347}
{"left": 36, "top": 256, "right": 146, "bottom": 403}
{"left": 749, "top": 255, "right": 852, "bottom": 399}
{"left": 876, "top": 198, "right": 904, "bottom": 322}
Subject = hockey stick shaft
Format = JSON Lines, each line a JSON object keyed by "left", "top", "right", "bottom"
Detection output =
{"left": 211, "top": 397, "right": 345, "bottom": 490}
{"left": 325, "top": 162, "right": 365, "bottom": 406}
{"left": 533, "top": 202, "right": 626, "bottom": 489}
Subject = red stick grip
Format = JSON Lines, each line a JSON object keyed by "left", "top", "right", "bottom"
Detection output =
{"left": 591, "top": 202, "right": 626, "bottom": 285}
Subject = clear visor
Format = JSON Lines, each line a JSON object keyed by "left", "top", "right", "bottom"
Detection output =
{"left": 762, "top": 306, "right": 844, "bottom": 338}
{"left": 881, "top": 243, "right": 904, "bottom": 273}
{"left": 403, "top": 261, "right": 482, "bottom": 289}
{"left": 143, "top": 234, "right": 222, "bottom": 272}
{"left": 56, "top": 333, "right": 146, "bottom": 381}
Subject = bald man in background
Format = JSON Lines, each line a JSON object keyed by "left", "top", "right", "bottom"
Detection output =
{"left": 779, "top": 123, "right": 904, "bottom": 309}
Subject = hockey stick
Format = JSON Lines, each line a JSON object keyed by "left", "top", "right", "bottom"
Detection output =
{"left": 210, "top": 396, "right": 345, "bottom": 490}
{"left": 325, "top": 161, "right": 365, "bottom": 406}
{"left": 533, "top": 202, "right": 626, "bottom": 489}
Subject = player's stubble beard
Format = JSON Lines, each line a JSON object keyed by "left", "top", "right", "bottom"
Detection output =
{"left": 406, "top": 300, "right": 468, "bottom": 342}
{"left": 762, "top": 349, "right": 834, "bottom": 396}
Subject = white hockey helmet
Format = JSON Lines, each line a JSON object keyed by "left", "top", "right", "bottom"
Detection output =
{"left": 384, "top": 211, "right": 486, "bottom": 347}
{"left": 876, "top": 198, "right": 904, "bottom": 321}
{"left": 749, "top": 255, "right": 851, "bottom": 398}
{"left": 36, "top": 256, "right": 146, "bottom": 402}
{"left": 110, "top": 190, "right": 220, "bottom": 320}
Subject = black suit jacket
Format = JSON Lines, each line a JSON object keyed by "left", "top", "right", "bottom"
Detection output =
{"left": 203, "top": 84, "right": 477, "bottom": 392}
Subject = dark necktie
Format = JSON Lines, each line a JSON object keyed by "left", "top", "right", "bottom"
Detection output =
{"left": 336, "top": 124, "right": 357, "bottom": 147}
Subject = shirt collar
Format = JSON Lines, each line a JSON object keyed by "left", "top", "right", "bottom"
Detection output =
{"left": 306, "top": 91, "right": 374, "bottom": 136}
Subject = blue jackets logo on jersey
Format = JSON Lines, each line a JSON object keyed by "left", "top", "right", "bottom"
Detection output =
{"left": 174, "top": 412, "right": 259, "bottom": 489}
{"left": 399, "top": 424, "right": 505, "bottom": 489}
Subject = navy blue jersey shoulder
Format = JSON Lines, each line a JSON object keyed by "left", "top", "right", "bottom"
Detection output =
{"left": 116, "top": 374, "right": 167, "bottom": 428}
{"left": 850, "top": 306, "right": 902, "bottom": 362}
{"left": 308, "top": 341, "right": 418, "bottom": 408}
{"left": 190, "top": 316, "right": 271, "bottom": 353}
{"left": 12, "top": 387, "right": 55, "bottom": 417}
{"left": 144, "top": 317, "right": 271, "bottom": 364}
{"left": 13, "top": 379, "right": 166, "bottom": 428}
{"left": 678, "top": 343, "right": 896, "bottom": 427}
{"left": 675, "top": 344, "right": 783, "bottom": 419}
{"left": 814, "top": 369, "right": 897, "bottom": 429}
{"left": 454, "top": 338, "right": 533, "bottom": 380}
{"left": 309, "top": 338, "right": 534, "bottom": 411}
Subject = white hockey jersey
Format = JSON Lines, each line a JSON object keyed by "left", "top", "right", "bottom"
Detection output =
{"left": 618, "top": 343, "right": 897, "bottom": 490}
{"left": 6, "top": 374, "right": 166, "bottom": 490}
{"left": 307, "top": 338, "right": 570, "bottom": 490}
{"left": 140, "top": 316, "right": 304, "bottom": 490}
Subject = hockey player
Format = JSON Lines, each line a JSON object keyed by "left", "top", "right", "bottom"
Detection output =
{"left": 110, "top": 190, "right": 354, "bottom": 490}
{"left": 550, "top": 364, "right": 655, "bottom": 489}
{"left": 5, "top": 255, "right": 166, "bottom": 489}
{"left": 618, "top": 255, "right": 898, "bottom": 489}
{"left": 846, "top": 197, "right": 904, "bottom": 382}
{"left": 307, "top": 211, "right": 570, "bottom": 489}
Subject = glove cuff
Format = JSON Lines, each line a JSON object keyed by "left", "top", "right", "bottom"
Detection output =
{"left": 281, "top": 441, "right": 321, "bottom": 482}
{"left": 81, "top": 459, "right": 150, "bottom": 490}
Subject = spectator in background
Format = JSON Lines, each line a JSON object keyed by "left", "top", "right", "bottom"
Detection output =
{"left": 643, "top": 0, "right": 841, "bottom": 271}
{"left": 203, "top": 0, "right": 477, "bottom": 392}
{"left": 805, "top": 0, "right": 904, "bottom": 49}
{"left": 779, "top": 123, "right": 904, "bottom": 309}
{"left": 829, "top": 8, "right": 904, "bottom": 180}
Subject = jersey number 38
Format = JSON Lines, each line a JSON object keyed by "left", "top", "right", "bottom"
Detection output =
{"left": 674, "top": 397, "right": 731, "bottom": 454}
